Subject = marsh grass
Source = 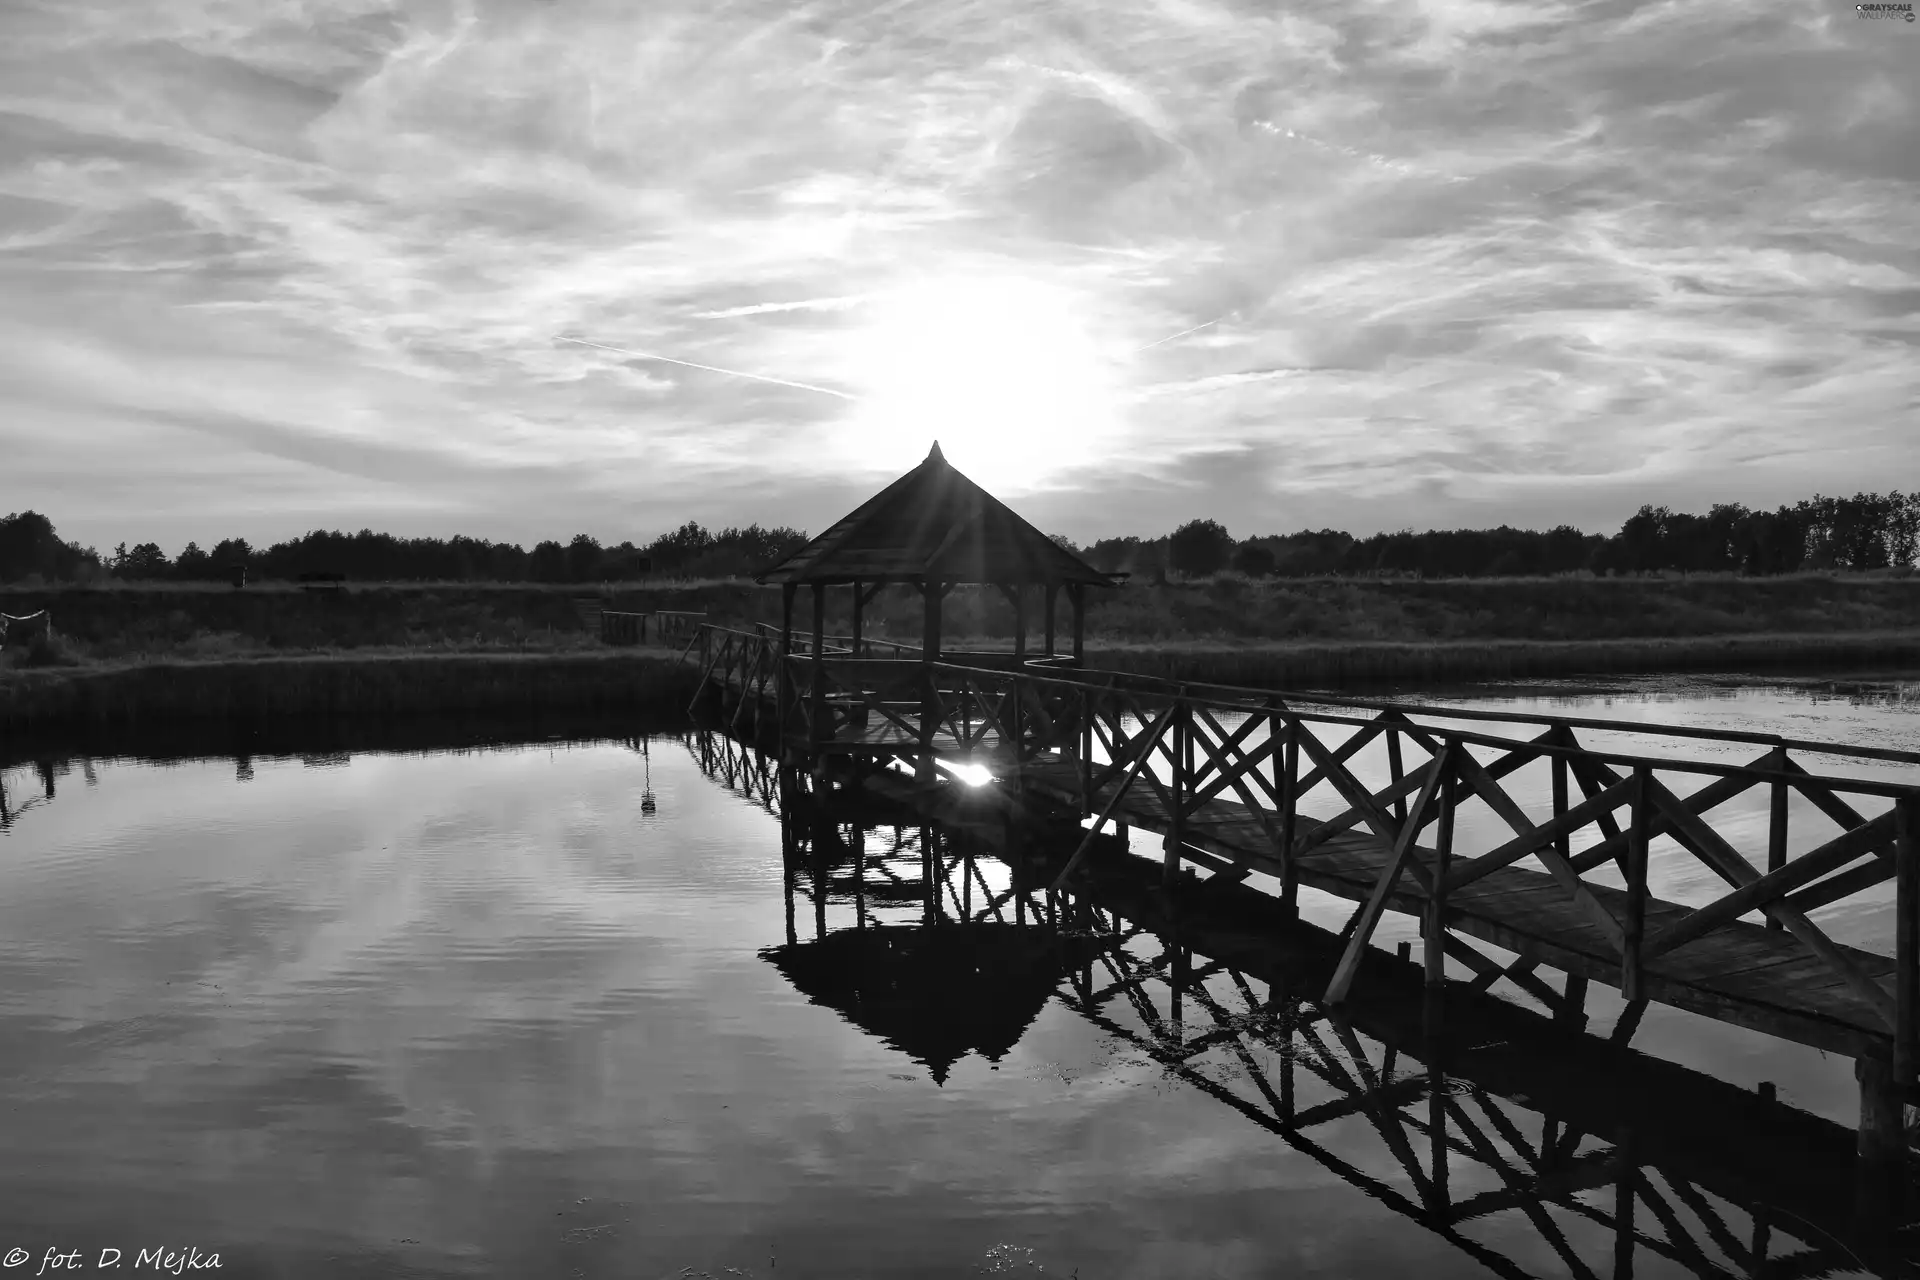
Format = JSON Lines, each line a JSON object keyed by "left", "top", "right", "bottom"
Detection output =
{"left": 1082, "top": 631, "right": 1920, "bottom": 691}
{"left": 11, "top": 571, "right": 1920, "bottom": 650}
{"left": 0, "top": 630, "right": 83, "bottom": 670}
{"left": 5, "top": 575, "right": 1919, "bottom": 729}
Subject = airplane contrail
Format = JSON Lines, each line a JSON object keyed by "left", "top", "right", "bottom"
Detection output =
{"left": 557, "top": 336, "right": 861, "bottom": 401}
{"left": 693, "top": 294, "right": 874, "bottom": 319}
{"left": 1134, "top": 313, "right": 1235, "bottom": 353}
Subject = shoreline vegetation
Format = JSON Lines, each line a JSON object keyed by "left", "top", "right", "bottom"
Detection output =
{"left": 9, "top": 489, "right": 1917, "bottom": 585}
{"left": 3, "top": 575, "right": 1919, "bottom": 734}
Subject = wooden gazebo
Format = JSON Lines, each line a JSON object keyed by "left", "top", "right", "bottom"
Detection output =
{"left": 755, "top": 441, "right": 1123, "bottom": 666}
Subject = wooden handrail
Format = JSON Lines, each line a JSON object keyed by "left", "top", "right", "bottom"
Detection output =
{"left": 687, "top": 619, "right": 1920, "bottom": 791}
{"left": 1051, "top": 704, "right": 1180, "bottom": 892}
{"left": 689, "top": 617, "right": 1920, "bottom": 1119}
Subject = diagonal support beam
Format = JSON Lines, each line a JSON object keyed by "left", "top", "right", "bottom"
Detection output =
{"left": 1643, "top": 809, "right": 1899, "bottom": 959}
{"left": 1325, "top": 747, "right": 1452, "bottom": 1004}
{"left": 1050, "top": 704, "right": 1179, "bottom": 891}
{"left": 1397, "top": 722, "right": 1627, "bottom": 953}
{"left": 1644, "top": 776, "right": 1898, "bottom": 1029}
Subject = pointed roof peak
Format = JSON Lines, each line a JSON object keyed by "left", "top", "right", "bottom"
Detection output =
{"left": 753, "top": 440, "right": 1122, "bottom": 587}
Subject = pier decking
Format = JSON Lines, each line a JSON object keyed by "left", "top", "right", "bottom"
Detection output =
{"left": 693, "top": 726, "right": 1920, "bottom": 1278}
{"left": 1015, "top": 753, "right": 1900, "bottom": 1061}
{"left": 675, "top": 438, "right": 1920, "bottom": 1261}
{"left": 689, "top": 621, "right": 1920, "bottom": 1177}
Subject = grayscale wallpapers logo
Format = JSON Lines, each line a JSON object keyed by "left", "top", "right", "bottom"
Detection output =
{"left": 1857, "top": 2, "right": 1916, "bottom": 18}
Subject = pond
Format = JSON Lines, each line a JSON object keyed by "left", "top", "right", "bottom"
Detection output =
{"left": 1, "top": 673, "right": 1914, "bottom": 1279}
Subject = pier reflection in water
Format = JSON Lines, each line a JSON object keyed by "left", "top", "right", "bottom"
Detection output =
{"left": 698, "top": 726, "right": 1920, "bottom": 1280}
{"left": 3, "top": 697, "right": 1915, "bottom": 1279}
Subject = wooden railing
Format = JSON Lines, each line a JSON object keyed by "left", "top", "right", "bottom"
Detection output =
{"left": 978, "top": 660, "right": 1920, "bottom": 1088}
{"left": 653, "top": 610, "right": 707, "bottom": 647}
{"left": 689, "top": 622, "right": 1920, "bottom": 1093}
{"left": 733, "top": 756, "right": 1919, "bottom": 1276}
{"left": 599, "top": 610, "right": 645, "bottom": 645}
{"left": 0, "top": 610, "right": 51, "bottom": 645}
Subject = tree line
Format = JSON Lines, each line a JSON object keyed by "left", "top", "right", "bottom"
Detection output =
{"left": 2, "top": 490, "right": 1914, "bottom": 585}
{"left": 1076, "top": 492, "right": 1920, "bottom": 580}
{"left": 0, "top": 513, "right": 809, "bottom": 585}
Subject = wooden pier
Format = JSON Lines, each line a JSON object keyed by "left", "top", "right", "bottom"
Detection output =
{"left": 690, "top": 727, "right": 1920, "bottom": 1278}
{"left": 683, "top": 437, "right": 1920, "bottom": 1239}
{"left": 688, "top": 620, "right": 1920, "bottom": 1204}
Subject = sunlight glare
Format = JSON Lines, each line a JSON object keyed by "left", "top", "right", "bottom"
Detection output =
{"left": 940, "top": 759, "right": 995, "bottom": 787}
{"left": 834, "top": 273, "right": 1122, "bottom": 491}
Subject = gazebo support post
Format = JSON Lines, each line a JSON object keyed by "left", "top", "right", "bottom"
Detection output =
{"left": 918, "top": 578, "right": 943, "bottom": 781}
{"left": 778, "top": 583, "right": 796, "bottom": 750}
{"left": 850, "top": 580, "right": 863, "bottom": 658}
{"left": 1044, "top": 583, "right": 1058, "bottom": 657}
{"left": 1070, "top": 583, "right": 1085, "bottom": 665}
{"left": 1012, "top": 583, "right": 1026, "bottom": 662}
{"left": 810, "top": 583, "right": 827, "bottom": 747}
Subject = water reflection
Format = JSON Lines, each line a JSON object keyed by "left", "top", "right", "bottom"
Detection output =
{"left": 0, "top": 679, "right": 1914, "bottom": 1278}
{"left": 767, "top": 924, "right": 1087, "bottom": 1085}
{"left": 740, "top": 725, "right": 1916, "bottom": 1280}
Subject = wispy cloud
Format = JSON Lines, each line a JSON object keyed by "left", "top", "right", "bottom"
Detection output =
{"left": 1, "top": 0, "right": 1913, "bottom": 550}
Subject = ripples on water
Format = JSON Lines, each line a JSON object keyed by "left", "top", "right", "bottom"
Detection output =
{"left": 0, "top": 675, "right": 1912, "bottom": 1278}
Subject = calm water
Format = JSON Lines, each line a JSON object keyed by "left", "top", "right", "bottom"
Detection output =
{"left": 1, "top": 673, "right": 1915, "bottom": 1279}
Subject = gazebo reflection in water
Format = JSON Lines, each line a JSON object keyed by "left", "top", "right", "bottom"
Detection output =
{"left": 764, "top": 795, "right": 1111, "bottom": 1085}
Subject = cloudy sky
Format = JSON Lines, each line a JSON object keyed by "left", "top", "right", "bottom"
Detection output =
{"left": 1, "top": 0, "right": 1915, "bottom": 554}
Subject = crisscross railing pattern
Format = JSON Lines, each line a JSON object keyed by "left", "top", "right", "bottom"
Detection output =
{"left": 725, "top": 737, "right": 1915, "bottom": 1279}
{"left": 687, "top": 622, "right": 1920, "bottom": 1082}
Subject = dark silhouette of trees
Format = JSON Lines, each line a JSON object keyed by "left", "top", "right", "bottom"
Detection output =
{"left": 527, "top": 540, "right": 567, "bottom": 583}
{"left": 565, "top": 534, "right": 603, "bottom": 583}
{"left": 5, "top": 490, "right": 1915, "bottom": 586}
{"left": 0, "top": 512, "right": 99, "bottom": 582}
{"left": 1231, "top": 543, "right": 1276, "bottom": 577}
{"left": 1578, "top": 494, "right": 1918, "bottom": 576}
{"left": 1168, "top": 519, "right": 1235, "bottom": 577}
{"left": 174, "top": 542, "right": 213, "bottom": 580}
{"left": 657, "top": 524, "right": 808, "bottom": 578}
{"left": 209, "top": 539, "right": 252, "bottom": 575}
{"left": 111, "top": 542, "right": 172, "bottom": 580}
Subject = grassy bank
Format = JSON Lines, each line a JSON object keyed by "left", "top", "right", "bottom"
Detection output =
{"left": 5, "top": 576, "right": 1919, "bottom": 735}
{"left": 0, "top": 647, "right": 699, "bottom": 734}
{"left": 1085, "top": 630, "right": 1920, "bottom": 691}
{"left": 7, "top": 573, "right": 1920, "bottom": 655}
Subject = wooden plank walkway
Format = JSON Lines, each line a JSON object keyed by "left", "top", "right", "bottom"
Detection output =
{"left": 1015, "top": 755, "right": 1899, "bottom": 1061}
{"left": 698, "top": 635, "right": 1916, "bottom": 1076}
{"left": 725, "top": 723, "right": 1920, "bottom": 1274}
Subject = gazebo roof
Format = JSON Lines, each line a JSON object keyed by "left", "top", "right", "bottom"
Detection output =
{"left": 756, "top": 442, "right": 1121, "bottom": 587}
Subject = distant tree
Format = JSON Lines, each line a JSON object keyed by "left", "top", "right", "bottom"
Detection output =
{"left": 1231, "top": 542, "right": 1276, "bottom": 578}
{"left": 1543, "top": 526, "right": 1599, "bottom": 575}
{"left": 1081, "top": 536, "right": 1140, "bottom": 574}
{"left": 528, "top": 540, "right": 567, "bottom": 583}
{"left": 209, "top": 538, "right": 252, "bottom": 572}
{"left": 1168, "top": 519, "right": 1235, "bottom": 577}
{"left": 0, "top": 512, "right": 60, "bottom": 582}
{"left": 0, "top": 511, "right": 99, "bottom": 582}
{"left": 115, "top": 542, "right": 172, "bottom": 580}
{"left": 1261, "top": 530, "right": 1355, "bottom": 577}
{"left": 565, "top": 534, "right": 603, "bottom": 583}
{"left": 173, "top": 542, "right": 215, "bottom": 580}
{"left": 1048, "top": 533, "right": 1080, "bottom": 555}
{"left": 637, "top": 521, "right": 710, "bottom": 575}
{"left": 1887, "top": 492, "right": 1920, "bottom": 569}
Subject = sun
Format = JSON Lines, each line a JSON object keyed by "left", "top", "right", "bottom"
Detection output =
{"left": 833, "top": 272, "right": 1121, "bottom": 491}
